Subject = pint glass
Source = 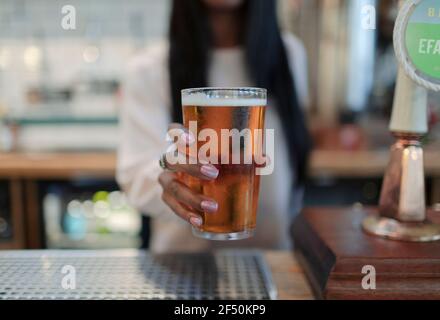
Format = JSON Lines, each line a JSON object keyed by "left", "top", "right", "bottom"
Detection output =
{"left": 181, "top": 88, "right": 267, "bottom": 240}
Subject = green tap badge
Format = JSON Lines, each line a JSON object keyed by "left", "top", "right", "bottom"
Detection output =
{"left": 395, "top": 0, "right": 440, "bottom": 90}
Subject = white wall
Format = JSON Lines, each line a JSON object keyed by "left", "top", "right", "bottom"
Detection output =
{"left": 0, "top": 0, "right": 171, "bottom": 115}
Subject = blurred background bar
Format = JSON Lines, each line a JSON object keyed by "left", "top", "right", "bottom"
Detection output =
{"left": 0, "top": 0, "right": 438, "bottom": 250}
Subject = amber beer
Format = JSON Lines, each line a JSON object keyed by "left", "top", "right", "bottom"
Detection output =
{"left": 181, "top": 88, "right": 267, "bottom": 240}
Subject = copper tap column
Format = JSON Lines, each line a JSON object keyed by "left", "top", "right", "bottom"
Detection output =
{"left": 362, "top": 0, "right": 440, "bottom": 241}
{"left": 363, "top": 133, "right": 440, "bottom": 242}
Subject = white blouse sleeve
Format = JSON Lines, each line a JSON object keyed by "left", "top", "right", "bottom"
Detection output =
{"left": 282, "top": 33, "right": 310, "bottom": 109}
{"left": 116, "top": 44, "right": 174, "bottom": 218}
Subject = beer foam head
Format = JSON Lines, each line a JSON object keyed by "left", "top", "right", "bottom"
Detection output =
{"left": 182, "top": 89, "right": 267, "bottom": 107}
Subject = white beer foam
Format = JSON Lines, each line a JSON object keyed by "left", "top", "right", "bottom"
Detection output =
{"left": 182, "top": 93, "right": 266, "bottom": 107}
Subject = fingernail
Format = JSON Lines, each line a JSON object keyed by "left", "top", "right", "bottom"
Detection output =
{"left": 200, "top": 165, "right": 219, "bottom": 179}
{"left": 181, "top": 132, "right": 195, "bottom": 145}
{"left": 190, "top": 216, "right": 202, "bottom": 227}
{"left": 265, "top": 155, "right": 271, "bottom": 166}
{"left": 201, "top": 200, "right": 218, "bottom": 213}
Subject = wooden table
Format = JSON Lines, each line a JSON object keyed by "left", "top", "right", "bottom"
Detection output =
{"left": 264, "top": 251, "right": 313, "bottom": 300}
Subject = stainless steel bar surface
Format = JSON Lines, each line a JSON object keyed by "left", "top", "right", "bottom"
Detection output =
{"left": 0, "top": 249, "right": 277, "bottom": 300}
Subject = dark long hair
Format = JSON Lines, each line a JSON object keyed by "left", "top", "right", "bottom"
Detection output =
{"left": 169, "top": 0, "right": 311, "bottom": 185}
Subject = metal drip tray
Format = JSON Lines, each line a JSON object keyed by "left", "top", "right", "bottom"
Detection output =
{"left": 0, "top": 250, "right": 277, "bottom": 300}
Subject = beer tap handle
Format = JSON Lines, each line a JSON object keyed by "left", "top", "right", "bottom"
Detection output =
{"left": 390, "top": 68, "right": 428, "bottom": 135}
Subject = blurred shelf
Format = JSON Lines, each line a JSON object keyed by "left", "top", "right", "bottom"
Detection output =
{"left": 310, "top": 149, "right": 440, "bottom": 178}
{"left": 0, "top": 150, "right": 438, "bottom": 251}
{"left": 0, "top": 150, "right": 439, "bottom": 179}
{"left": 4, "top": 115, "right": 118, "bottom": 126}
{"left": 0, "top": 152, "right": 116, "bottom": 179}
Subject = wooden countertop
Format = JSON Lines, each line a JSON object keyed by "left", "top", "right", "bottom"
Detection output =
{"left": 0, "top": 150, "right": 439, "bottom": 179}
{"left": 264, "top": 251, "right": 313, "bottom": 300}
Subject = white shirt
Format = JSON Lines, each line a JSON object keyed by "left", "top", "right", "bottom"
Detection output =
{"left": 117, "top": 33, "right": 309, "bottom": 253}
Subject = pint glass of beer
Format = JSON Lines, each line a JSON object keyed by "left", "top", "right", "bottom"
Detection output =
{"left": 181, "top": 88, "right": 267, "bottom": 240}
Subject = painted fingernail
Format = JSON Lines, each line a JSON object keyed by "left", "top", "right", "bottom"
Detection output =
{"left": 265, "top": 155, "right": 271, "bottom": 166}
{"left": 201, "top": 200, "right": 218, "bottom": 213}
{"left": 200, "top": 165, "right": 219, "bottom": 179}
{"left": 190, "top": 216, "right": 202, "bottom": 227}
{"left": 181, "top": 132, "right": 195, "bottom": 145}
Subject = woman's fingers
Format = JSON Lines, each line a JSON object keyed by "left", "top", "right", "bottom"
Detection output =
{"left": 164, "top": 153, "right": 219, "bottom": 180}
{"left": 161, "top": 192, "right": 203, "bottom": 228}
{"left": 167, "top": 123, "right": 195, "bottom": 150}
{"left": 256, "top": 154, "right": 271, "bottom": 168}
{"left": 165, "top": 123, "right": 219, "bottom": 179}
{"left": 159, "top": 172, "right": 218, "bottom": 220}
{"left": 168, "top": 123, "right": 185, "bottom": 131}
{"left": 159, "top": 171, "right": 218, "bottom": 212}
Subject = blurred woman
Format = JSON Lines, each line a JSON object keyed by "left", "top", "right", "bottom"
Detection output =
{"left": 117, "top": 0, "right": 311, "bottom": 252}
